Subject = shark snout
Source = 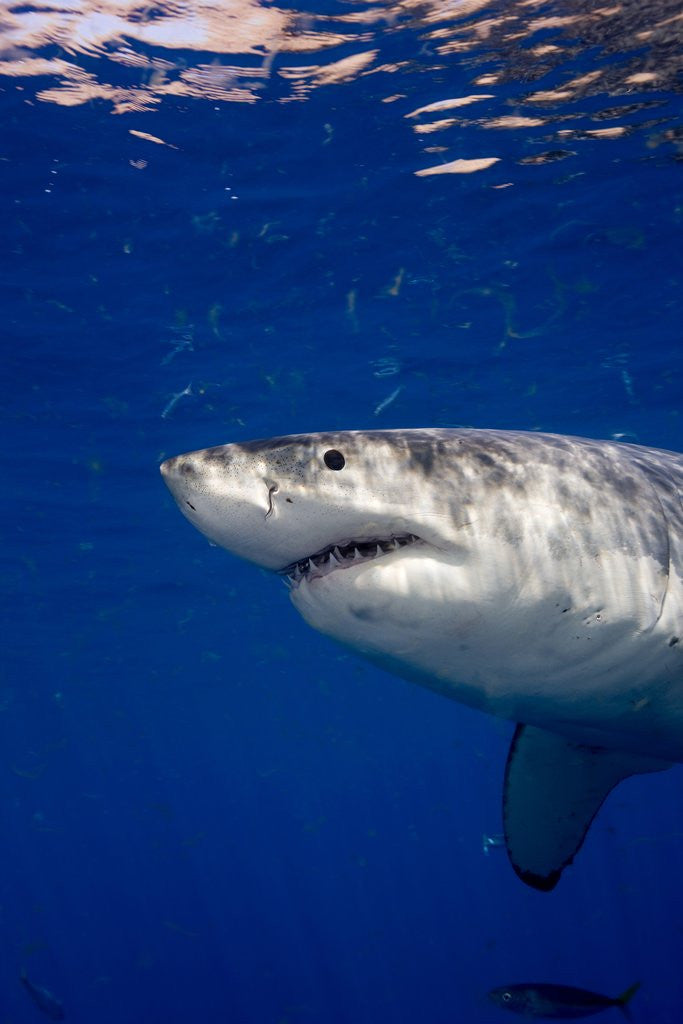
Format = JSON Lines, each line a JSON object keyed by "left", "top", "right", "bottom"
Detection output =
{"left": 160, "top": 452, "right": 205, "bottom": 490}
{"left": 159, "top": 454, "right": 206, "bottom": 515}
{"left": 160, "top": 448, "right": 281, "bottom": 566}
{"left": 160, "top": 454, "right": 195, "bottom": 482}
{"left": 159, "top": 455, "right": 176, "bottom": 478}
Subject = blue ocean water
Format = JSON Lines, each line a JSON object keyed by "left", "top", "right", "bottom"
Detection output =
{"left": 2, "top": 2, "right": 682, "bottom": 1021}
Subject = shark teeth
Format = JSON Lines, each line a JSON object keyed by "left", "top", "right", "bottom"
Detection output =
{"left": 280, "top": 534, "right": 420, "bottom": 587}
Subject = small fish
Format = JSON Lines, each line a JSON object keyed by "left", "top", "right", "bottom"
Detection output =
{"left": 20, "top": 970, "right": 65, "bottom": 1020}
{"left": 489, "top": 981, "right": 640, "bottom": 1019}
{"left": 482, "top": 832, "right": 505, "bottom": 855}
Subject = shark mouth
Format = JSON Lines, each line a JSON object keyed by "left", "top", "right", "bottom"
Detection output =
{"left": 280, "top": 533, "right": 421, "bottom": 587}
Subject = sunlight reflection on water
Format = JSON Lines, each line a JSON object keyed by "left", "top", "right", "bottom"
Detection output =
{"left": 1, "top": 0, "right": 681, "bottom": 176}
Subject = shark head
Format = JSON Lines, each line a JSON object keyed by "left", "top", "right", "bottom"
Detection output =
{"left": 160, "top": 430, "right": 456, "bottom": 571}
{"left": 160, "top": 425, "right": 481, "bottom": 573}
{"left": 160, "top": 430, "right": 477, "bottom": 682}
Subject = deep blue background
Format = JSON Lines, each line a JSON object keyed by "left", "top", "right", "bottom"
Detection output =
{"left": 2, "top": 2, "right": 683, "bottom": 1021}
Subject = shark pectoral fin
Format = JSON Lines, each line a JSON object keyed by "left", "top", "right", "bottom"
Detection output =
{"left": 503, "top": 724, "right": 670, "bottom": 892}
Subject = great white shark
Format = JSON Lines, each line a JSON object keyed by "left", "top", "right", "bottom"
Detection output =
{"left": 160, "top": 428, "right": 683, "bottom": 890}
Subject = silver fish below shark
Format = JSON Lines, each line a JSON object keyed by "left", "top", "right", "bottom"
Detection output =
{"left": 489, "top": 980, "right": 640, "bottom": 1018}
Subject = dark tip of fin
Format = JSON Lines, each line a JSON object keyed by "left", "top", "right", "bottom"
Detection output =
{"left": 503, "top": 725, "right": 670, "bottom": 893}
{"left": 616, "top": 981, "right": 641, "bottom": 1009}
{"left": 514, "top": 864, "right": 562, "bottom": 893}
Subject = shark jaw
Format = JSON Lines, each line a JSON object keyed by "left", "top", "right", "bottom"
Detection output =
{"left": 161, "top": 427, "right": 683, "bottom": 891}
{"left": 278, "top": 533, "right": 422, "bottom": 587}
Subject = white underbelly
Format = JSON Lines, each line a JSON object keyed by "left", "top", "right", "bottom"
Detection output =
{"left": 291, "top": 547, "right": 683, "bottom": 760}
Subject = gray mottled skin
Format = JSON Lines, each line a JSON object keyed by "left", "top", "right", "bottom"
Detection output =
{"left": 161, "top": 429, "right": 683, "bottom": 761}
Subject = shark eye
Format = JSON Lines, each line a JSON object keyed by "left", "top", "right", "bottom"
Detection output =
{"left": 502, "top": 993, "right": 512, "bottom": 1003}
{"left": 323, "top": 449, "right": 345, "bottom": 470}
